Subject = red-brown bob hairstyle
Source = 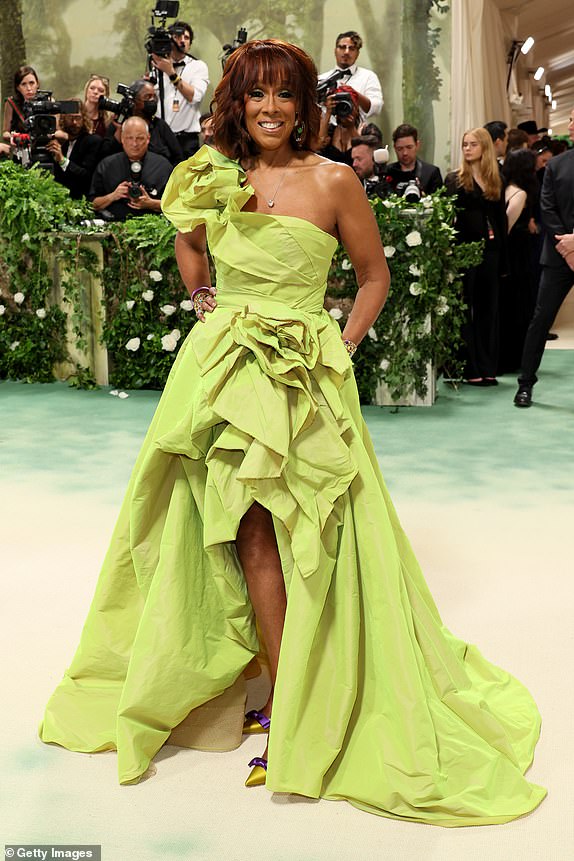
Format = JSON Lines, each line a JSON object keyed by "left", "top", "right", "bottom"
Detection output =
{"left": 213, "top": 39, "right": 321, "bottom": 162}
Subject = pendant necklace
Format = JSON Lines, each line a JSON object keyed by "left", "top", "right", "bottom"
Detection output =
{"left": 254, "top": 158, "right": 293, "bottom": 208}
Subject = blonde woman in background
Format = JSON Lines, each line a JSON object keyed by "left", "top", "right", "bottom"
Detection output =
{"left": 83, "top": 74, "right": 111, "bottom": 137}
{"left": 446, "top": 127, "right": 507, "bottom": 386}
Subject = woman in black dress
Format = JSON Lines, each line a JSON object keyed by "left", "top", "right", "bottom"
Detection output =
{"left": 446, "top": 127, "right": 506, "bottom": 385}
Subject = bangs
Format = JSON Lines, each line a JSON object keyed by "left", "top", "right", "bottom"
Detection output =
{"left": 228, "top": 42, "right": 309, "bottom": 102}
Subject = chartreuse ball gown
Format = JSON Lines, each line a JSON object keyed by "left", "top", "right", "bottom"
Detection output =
{"left": 40, "top": 146, "right": 546, "bottom": 826}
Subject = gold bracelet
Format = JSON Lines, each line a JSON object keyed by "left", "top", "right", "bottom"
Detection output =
{"left": 342, "top": 338, "right": 357, "bottom": 358}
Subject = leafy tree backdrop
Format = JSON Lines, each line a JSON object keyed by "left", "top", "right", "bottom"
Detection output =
{"left": 1, "top": 0, "right": 452, "bottom": 170}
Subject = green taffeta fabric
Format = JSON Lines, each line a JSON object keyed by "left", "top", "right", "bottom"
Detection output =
{"left": 40, "top": 147, "right": 546, "bottom": 826}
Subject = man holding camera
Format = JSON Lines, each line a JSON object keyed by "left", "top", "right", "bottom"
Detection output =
{"left": 90, "top": 116, "right": 172, "bottom": 221}
{"left": 386, "top": 123, "right": 443, "bottom": 195}
{"left": 151, "top": 20, "right": 209, "bottom": 159}
{"left": 351, "top": 136, "right": 390, "bottom": 199}
{"left": 318, "top": 31, "right": 383, "bottom": 122}
{"left": 46, "top": 104, "right": 102, "bottom": 199}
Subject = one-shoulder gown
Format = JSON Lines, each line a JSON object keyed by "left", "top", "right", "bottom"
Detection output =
{"left": 40, "top": 147, "right": 546, "bottom": 826}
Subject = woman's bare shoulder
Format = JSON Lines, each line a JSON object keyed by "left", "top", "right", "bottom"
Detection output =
{"left": 296, "top": 152, "right": 358, "bottom": 186}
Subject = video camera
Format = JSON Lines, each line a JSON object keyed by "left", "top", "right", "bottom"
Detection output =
{"left": 145, "top": 0, "right": 180, "bottom": 82}
{"left": 15, "top": 92, "right": 81, "bottom": 171}
{"left": 220, "top": 28, "right": 248, "bottom": 69}
{"left": 316, "top": 70, "right": 355, "bottom": 119}
{"left": 98, "top": 83, "right": 136, "bottom": 124}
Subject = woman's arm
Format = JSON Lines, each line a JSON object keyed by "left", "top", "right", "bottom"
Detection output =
{"left": 3, "top": 101, "right": 13, "bottom": 139}
{"left": 505, "top": 185, "right": 526, "bottom": 233}
{"left": 174, "top": 226, "right": 216, "bottom": 321}
{"left": 332, "top": 165, "right": 390, "bottom": 346}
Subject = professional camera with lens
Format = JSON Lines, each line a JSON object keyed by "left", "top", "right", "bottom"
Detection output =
{"left": 316, "top": 70, "right": 356, "bottom": 120}
{"left": 128, "top": 160, "right": 143, "bottom": 199}
{"left": 15, "top": 92, "right": 81, "bottom": 171}
{"left": 394, "top": 178, "right": 422, "bottom": 203}
{"left": 98, "top": 84, "right": 136, "bottom": 124}
{"left": 144, "top": 0, "right": 180, "bottom": 66}
{"left": 220, "top": 27, "right": 248, "bottom": 68}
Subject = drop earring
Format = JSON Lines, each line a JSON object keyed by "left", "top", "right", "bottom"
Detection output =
{"left": 294, "top": 119, "right": 305, "bottom": 144}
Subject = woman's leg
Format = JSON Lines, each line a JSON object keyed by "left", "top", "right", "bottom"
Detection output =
{"left": 236, "top": 501, "right": 286, "bottom": 719}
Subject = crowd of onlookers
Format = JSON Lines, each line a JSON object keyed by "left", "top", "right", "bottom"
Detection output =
{"left": 2, "top": 26, "right": 572, "bottom": 403}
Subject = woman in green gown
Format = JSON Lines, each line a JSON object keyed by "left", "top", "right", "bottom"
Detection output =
{"left": 40, "top": 39, "right": 546, "bottom": 826}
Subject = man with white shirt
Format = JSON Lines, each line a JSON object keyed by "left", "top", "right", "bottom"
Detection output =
{"left": 151, "top": 20, "right": 209, "bottom": 159}
{"left": 318, "top": 31, "right": 383, "bottom": 122}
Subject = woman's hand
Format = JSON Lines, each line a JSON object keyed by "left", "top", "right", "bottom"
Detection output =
{"left": 192, "top": 286, "right": 217, "bottom": 322}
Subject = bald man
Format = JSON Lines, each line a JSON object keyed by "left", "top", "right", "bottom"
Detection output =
{"left": 90, "top": 116, "right": 173, "bottom": 221}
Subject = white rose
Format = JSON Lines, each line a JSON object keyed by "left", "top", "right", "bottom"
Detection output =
{"left": 180, "top": 299, "right": 193, "bottom": 311}
{"left": 148, "top": 270, "right": 163, "bottom": 282}
{"left": 367, "top": 327, "right": 378, "bottom": 341}
{"left": 146, "top": 333, "right": 154, "bottom": 340}
{"left": 405, "top": 230, "right": 422, "bottom": 247}
{"left": 409, "top": 264, "right": 421, "bottom": 276}
{"left": 125, "top": 300, "right": 135, "bottom": 310}
{"left": 22, "top": 233, "right": 30, "bottom": 242}
{"left": 447, "top": 272, "right": 455, "bottom": 283}
{"left": 0, "top": 305, "right": 5, "bottom": 316}
{"left": 142, "top": 290, "right": 154, "bottom": 302}
{"left": 172, "top": 329, "right": 181, "bottom": 341}
{"left": 36, "top": 308, "right": 47, "bottom": 319}
{"left": 13, "top": 292, "right": 25, "bottom": 304}
{"left": 161, "top": 332, "right": 178, "bottom": 352}
{"left": 409, "top": 282, "right": 423, "bottom": 296}
{"left": 118, "top": 391, "right": 129, "bottom": 399}
{"left": 341, "top": 258, "right": 352, "bottom": 271}
{"left": 380, "top": 359, "right": 390, "bottom": 371}
{"left": 382, "top": 200, "right": 393, "bottom": 209}
{"left": 422, "top": 196, "right": 434, "bottom": 209}
{"left": 10, "top": 341, "right": 20, "bottom": 350}
{"left": 125, "top": 337, "right": 141, "bottom": 351}
{"left": 109, "top": 389, "right": 119, "bottom": 396}
{"left": 436, "top": 304, "right": 449, "bottom": 316}
{"left": 329, "top": 307, "right": 343, "bottom": 320}
{"left": 384, "top": 246, "right": 396, "bottom": 258}
{"left": 160, "top": 304, "right": 177, "bottom": 316}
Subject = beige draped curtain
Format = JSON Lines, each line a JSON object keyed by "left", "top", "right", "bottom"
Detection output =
{"left": 450, "top": 0, "right": 512, "bottom": 170}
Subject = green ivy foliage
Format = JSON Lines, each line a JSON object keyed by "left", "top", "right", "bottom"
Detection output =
{"left": 327, "top": 190, "right": 483, "bottom": 401}
{"left": 0, "top": 161, "right": 482, "bottom": 403}
{"left": 0, "top": 161, "right": 95, "bottom": 383}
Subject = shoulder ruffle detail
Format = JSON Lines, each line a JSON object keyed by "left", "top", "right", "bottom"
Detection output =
{"left": 161, "top": 145, "right": 254, "bottom": 233}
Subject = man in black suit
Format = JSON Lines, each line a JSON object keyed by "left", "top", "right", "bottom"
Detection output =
{"left": 514, "top": 108, "right": 574, "bottom": 407}
{"left": 386, "top": 123, "right": 443, "bottom": 195}
{"left": 47, "top": 105, "right": 102, "bottom": 199}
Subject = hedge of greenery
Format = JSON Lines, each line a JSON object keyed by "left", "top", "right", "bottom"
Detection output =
{"left": 0, "top": 161, "right": 482, "bottom": 402}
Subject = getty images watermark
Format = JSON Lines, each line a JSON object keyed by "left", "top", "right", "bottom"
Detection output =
{"left": 5, "top": 848, "right": 101, "bottom": 860}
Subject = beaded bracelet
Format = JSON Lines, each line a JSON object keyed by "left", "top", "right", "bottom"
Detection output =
{"left": 342, "top": 338, "right": 357, "bottom": 358}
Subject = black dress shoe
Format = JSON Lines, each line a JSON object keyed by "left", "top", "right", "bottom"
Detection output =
{"left": 513, "top": 387, "right": 532, "bottom": 408}
{"left": 546, "top": 332, "right": 559, "bottom": 341}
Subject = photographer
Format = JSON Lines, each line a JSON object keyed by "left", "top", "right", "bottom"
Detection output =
{"left": 90, "top": 116, "right": 172, "bottom": 221}
{"left": 318, "top": 31, "right": 383, "bottom": 123}
{"left": 151, "top": 19, "right": 209, "bottom": 158}
{"left": 318, "top": 86, "right": 361, "bottom": 166}
{"left": 3, "top": 66, "right": 40, "bottom": 141}
{"left": 100, "top": 79, "right": 182, "bottom": 165}
{"left": 386, "top": 123, "right": 443, "bottom": 195}
{"left": 351, "top": 135, "right": 390, "bottom": 199}
{"left": 46, "top": 101, "right": 102, "bottom": 198}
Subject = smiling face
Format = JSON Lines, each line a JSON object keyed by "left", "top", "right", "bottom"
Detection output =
{"left": 462, "top": 133, "right": 482, "bottom": 163}
{"left": 243, "top": 82, "right": 297, "bottom": 154}
{"left": 335, "top": 38, "right": 360, "bottom": 70}
{"left": 17, "top": 73, "right": 39, "bottom": 101}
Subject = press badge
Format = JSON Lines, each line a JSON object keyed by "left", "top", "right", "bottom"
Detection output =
{"left": 172, "top": 99, "right": 180, "bottom": 112}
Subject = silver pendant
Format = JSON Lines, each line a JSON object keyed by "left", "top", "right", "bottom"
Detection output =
{"left": 267, "top": 200, "right": 274, "bottom": 207}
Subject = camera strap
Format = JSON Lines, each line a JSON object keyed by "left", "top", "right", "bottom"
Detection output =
{"left": 6, "top": 97, "right": 26, "bottom": 126}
